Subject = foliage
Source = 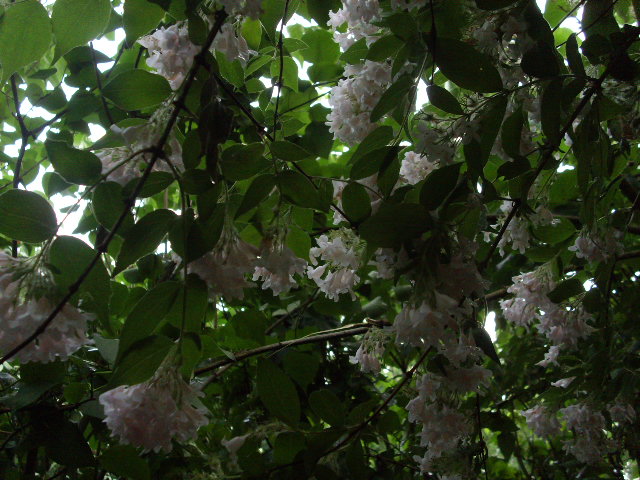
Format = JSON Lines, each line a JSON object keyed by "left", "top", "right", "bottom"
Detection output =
{"left": 0, "top": 0, "right": 639, "bottom": 479}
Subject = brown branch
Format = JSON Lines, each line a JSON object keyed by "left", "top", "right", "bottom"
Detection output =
{"left": 195, "top": 323, "right": 374, "bottom": 376}
{"left": 90, "top": 41, "right": 115, "bottom": 126}
{"left": 0, "top": 10, "right": 230, "bottom": 365}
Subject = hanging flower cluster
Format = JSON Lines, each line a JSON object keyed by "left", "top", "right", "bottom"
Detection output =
{"left": 0, "top": 253, "right": 92, "bottom": 364}
{"left": 99, "top": 362, "right": 208, "bottom": 453}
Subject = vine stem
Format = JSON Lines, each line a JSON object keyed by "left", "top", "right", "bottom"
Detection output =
{"left": 0, "top": 10, "right": 229, "bottom": 366}
{"left": 9, "top": 74, "right": 29, "bottom": 258}
{"left": 272, "top": 0, "right": 291, "bottom": 135}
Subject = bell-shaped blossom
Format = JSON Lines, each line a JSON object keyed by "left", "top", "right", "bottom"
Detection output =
{"left": 212, "top": 23, "right": 251, "bottom": 65}
{"left": 188, "top": 233, "right": 258, "bottom": 300}
{"left": 394, "top": 294, "right": 458, "bottom": 348}
{"left": 253, "top": 244, "right": 307, "bottom": 296}
{"left": 100, "top": 365, "right": 208, "bottom": 453}
{"left": 326, "top": 61, "right": 392, "bottom": 145}
{"left": 522, "top": 405, "right": 560, "bottom": 437}
{"left": 138, "top": 23, "right": 199, "bottom": 90}
{"left": 0, "top": 253, "right": 92, "bottom": 364}
{"left": 328, "top": 0, "right": 381, "bottom": 50}
{"left": 307, "top": 231, "right": 361, "bottom": 301}
{"left": 399, "top": 151, "right": 438, "bottom": 185}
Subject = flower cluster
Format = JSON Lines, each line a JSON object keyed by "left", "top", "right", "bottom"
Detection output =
{"left": 212, "top": 23, "right": 251, "bottom": 64}
{"left": 307, "top": 229, "right": 362, "bottom": 301}
{"left": 99, "top": 364, "right": 208, "bottom": 453}
{"left": 138, "top": 23, "right": 199, "bottom": 90}
{"left": 559, "top": 403, "right": 610, "bottom": 464}
{"left": 253, "top": 242, "right": 307, "bottom": 296}
{"left": 188, "top": 228, "right": 258, "bottom": 300}
{"left": 0, "top": 253, "right": 92, "bottom": 364}
{"left": 569, "top": 230, "right": 622, "bottom": 263}
{"left": 217, "top": 0, "right": 263, "bottom": 19}
{"left": 328, "top": 0, "right": 381, "bottom": 50}
{"left": 326, "top": 61, "right": 392, "bottom": 145}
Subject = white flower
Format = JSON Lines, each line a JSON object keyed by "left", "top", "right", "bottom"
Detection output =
{"left": 99, "top": 366, "right": 208, "bottom": 453}
{"left": 537, "top": 345, "right": 561, "bottom": 367}
{"left": 139, "top": 23, "right": 199, "bottom": 90}
{"left": 0, "top": 254, "right": 92, "bottom": 364}
{"left": 569, "top": 231, "right": 622, "bottom": 264}
{"left": 446, "top": 365, "right": 492, "bottom": 393}
{"left": 394, "top": 295, "right": 458, "bottom": 348}
{"left": 326, "top": 61, "right": 392, "bottom": 145}
{"left": 307, "top": 231, "right": 362, "bottom": 301}
{"left": 399, "top": 151, "right": 437, "bottom": 185}
{"left": 473, "top": 21, "right": 498, "bottom": 51}
{"left": 212, "top": 23, "right": 251, "bottom": 65}
{"left": 496, "top": 201, "right": 531, "bottom": 255}
{"left": 188, "top": 233, "right": 258, "bottom": 300}
{"left": 522, "top": 405, "right": 560, "bottom": 437}
{"left": 253, "top": 245, "right": 307, "bottom": 296}
{"left": 349, "top": 344, "right": 381, "bottom": 373}
{"left": 222, "top": 434, "right": 249, "bottom": 459}
{"left": 551, "top": 377, "right": 575, "bottom": 388}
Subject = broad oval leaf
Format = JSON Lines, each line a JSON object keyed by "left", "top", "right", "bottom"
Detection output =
{"left": 257, "top": 358, "right": 301, "bottom": 427}
{"left": 103, "top": 69, "right": 172, "bottom": 111}
{"left": 45, "top": 140, "right": 102, "bottom": 185}
{"left": 52, "top": 0, "right": 111, "bottom": 60}
{"left": 426, "top": 84, "right": 464, "bottom": 115}
{"left": 0, "top": 190, "right": 57, "bottom": 243}
{"left": 0, "top": 0, "right": 52, "bottom": 82}
{"left": 434, "top": 38, "right": 503, "bottom": 93}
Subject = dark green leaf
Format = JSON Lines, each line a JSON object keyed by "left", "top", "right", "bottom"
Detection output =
{"left": 350, "top": 146, "right": 399, "bottom": 180}
{"left": 100, "top": 445, "right": 150, "bottom": 480}
{"left": 256, "top": 358, "right": 300, "bottom": 426}
{"left": 108, "top": 335, "right": 174, "bottom": 388}
{"left": 52, "top": 0, "right": 111, "bottom": 60}
{"left": 366, "top": 35, "right": 403, "bottom": 62}
{"left": 342, "top": 182, "right": 371, "bottom": 223}
{"left": 278, "top": 170, "right": 322, "bottom": 210}
{"left": 547, "top": 277, "right": 585, "bottom": 303}
{"left": 434, "top": 38, "right": 503, "bottom": 93}
{"left": 114, "top": 209, "right": 177, "bottom": 274}
{"left": 270, "top": 140, "right": 312, "bottom": 161}
{"left": 309, "top": 389, "right": 345, "bottom": 426}
{"left": 220, "top": 143, "right": 269, "bottom": 181}
{"left": 45, "top": 140, "right": 102, "bottom": 185}
{"left": 472, "top": 327, "right": 500, "bottom": 364}
{"left": 236, "top": 174, "right": 276, "bottom": 217}
{"left": 426, "top": 85, "right": 464, "bottom": 115}
{"left": 360, "top": 203, "right": 431, "bottom": 248}
{"left": 521, "top": 42, "right": 560, "bottom": 78}
{"left": 420, "top": 163, "right": 462, "bottom": 210}
{"left": 0, "top": 1, "right": 52, "bottom": 83}
{"left": 370, "top": 75, "right": 412, "bottom": 122}
{"left": 123, "top": 0, "right": 165, "bottom": 45}
{"left": 103, "top": 70, "right": 172, "bottom": 111}
{"left": 0, "top": 190, "right": 57, "bottom": 243}
{"left": 566, "top": 33, "right": 586, "bottom": 77}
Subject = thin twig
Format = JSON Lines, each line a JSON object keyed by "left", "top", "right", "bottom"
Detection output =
{"left": 272, "top": 0, "right": 291, "bottom": 135}
{"left": 90, "top": 41, "right": 115, "bottom": 126}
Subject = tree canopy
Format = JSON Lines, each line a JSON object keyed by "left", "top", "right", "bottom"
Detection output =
{"left": 0, "top": 0, "right": 639, "bottom": 478}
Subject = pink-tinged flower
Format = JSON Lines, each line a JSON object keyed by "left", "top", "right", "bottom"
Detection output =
{"left": 99, "top": 366, "right": 208, "bottom": 453}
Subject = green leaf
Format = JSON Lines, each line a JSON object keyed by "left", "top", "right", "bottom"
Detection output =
{"left": 278, "top": 170, "right": 322, "bottom": 210}
{"left": 366, "top": 35, "right": 404, "bottom": 62}
{"left": 117, "top": 281, "right": 181, "bottom": 358}
{"left": 309, "top": 389, "right": 345, "bottom": 426}
{"left": 100, "top": 445, "right": 150, "bottom": 480}
{"left": 565, "top": 33, "right": 586, "bottom": 77}
{"left": 103, "top": 69, "right": 172, "bottom": 110}
{"left": 114, "top": 209, "right": 177, "bottom": 274}
{"left": 340, "top": 37, "right": 368, "bottom": 64}
{"left": 501, "top": 106, "right": 525, "bottom": 159}
{"left": 370, "top": 75, "right": 412, "bottom": 122}
{"left": 521, "top": 42, "right": 560, "bottom": 78}
{"left": 167, "top": 276, "right": 208, "bottom": 333}
{"left": 472, "top": 327, "right": 500, "bottom": 364}
{"left": 49, "top": 236, "right": 111, "bottom": 318}
{"left": 256, "top": 358, "right": 301, "bottom": 426}
{"left": 236, "top": 174, "right": 276, "bottom": 217}
{"left": 0, "top": 190, "right": 57, "bottom": 243}
{"left": 541, "top": 78, "right": 564, "bottom": 145}
{"left": 241, "top": 18, "right": 262, "bottom": 50}
{"left": 128, "top": 171, "right": 175, "bottom": 198}
{"left": 270, "top": 140, "right": 312, "bottom": 161}
{"left": 108, "top": 335, "right": 174, "bottom": 388}
{"left": 434, "top": 38, "right": 503, "bottom": 93}
{"left": 39, "top": 409, "right": 95, "bottom": 468}
{"left": 123, "top": 0, "right": 165, "bottom": 45}
{"left": 52, "top": 0, "right": 111, "bottom": 60}
{"left": 45, "top": 140, "right": 102, "bottom": 185}
{"left": 301, "top": 28, "right": 340, "bottom": 64}
{"left": 350, "top": 146, "right": 400, "bottom": 180}
{"left": 270, "top": 56, "right": 299, "bottom": 92}
{"left": 92, "top": 182, "right": 134, "bottom": 233}
{"left": 283, "top": 351, "right": 319, "bottom": 390}
{"left": 350, "top": 126, "right": 394, "bottom": 164}
{"left": 426, "top": 85, "right": 464, "bottom": 115}
{"left": 342, "top": 182, "right": 371, "bottom": 223}
{"left": 420, "top": 163, "right": 462, "bottom": 210}
{"left": 533, "top": 216, "right": 575, "bottom": 244}
{"left": 360, "top": 203, "right": 431, "bottom": 248}
{"left": 547, "top": 277, "right": 585, "bottom": 304}
{"left": 0, "top": 1, "right": 52, "bottom": 83}
{"left": 220, "top": 143, "right": 269, "bottom": 181}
